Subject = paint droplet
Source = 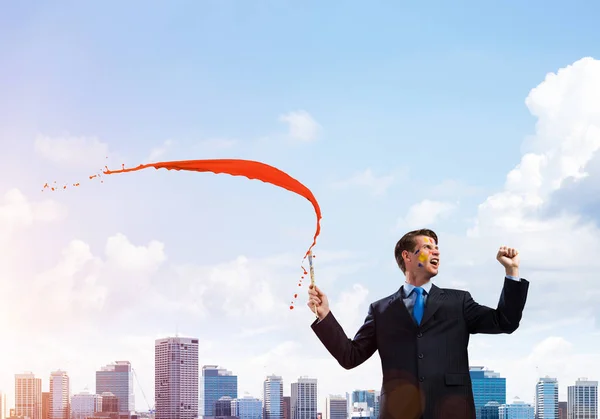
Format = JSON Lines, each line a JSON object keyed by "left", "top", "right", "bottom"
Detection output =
{"left": 294, "top": 293, "right": 298, "bottom": 298}
{"left": 290, "top": 305, "right": 294, "bottom": 310}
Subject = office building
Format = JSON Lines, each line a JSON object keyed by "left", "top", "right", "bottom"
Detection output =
{"left": 567, "top": 378, "right": 598, "bottom": 419}
{"left": 42, "top": 392, "right": 49, "bottom": 419}
{"left": 499, "top": 397, "right": 534, "bottom": 419}
{"left": 470, "top": 367, "right": 506, "bottom": 419}
{"left": 535, "top": 377, "right": 559, "bottom": 419}
{"left": 200, "top": 365, "right": 237, "bottom": 417}
{"left": 283, "top": 397, "right": 290, "bottom": 419}
{"left": 0, "top": 392, "right": 6, "bottom": 419}
{"left": 291, "top": 378, "right": 317, "bottom": 419}
{"left": 155, "top": 336, "right": 199, "bottom": 419}
{"left": 263, "top": 375, "right": 283, "bottom": 419}
{"left": 481, "top": 401, "right": 500, "bottom": 419}
{"left": 15, "top": 372, "right": 42, "bottom": 419}
{"left": 71, "top": 390, "right": 102, "bottom": 419}
{"left": 559, "top": 402, "right": 567, "bottom": 419}
{"left": 325, "top": 395, "right": 347, "bottom": 419}
{"left": 49, "top": 371, "right": 70, "bottom": 419}
{"left": 96, "top": 361, "right": 135, "bottom": 414}
{"left": 232, "top": 395, "right": 262, "bottom": 419}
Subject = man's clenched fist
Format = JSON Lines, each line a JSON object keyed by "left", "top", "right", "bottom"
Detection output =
{"left": 497, "top": 246, "right": 519, "bottom": 277}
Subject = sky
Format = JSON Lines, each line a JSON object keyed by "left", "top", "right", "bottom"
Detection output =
{"left": 2, "top": 0, "right": 600, "bottom": 413}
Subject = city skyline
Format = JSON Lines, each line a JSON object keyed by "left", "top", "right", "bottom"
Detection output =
{"left": 1, "top": 363, "right": 598, "bottom": 419}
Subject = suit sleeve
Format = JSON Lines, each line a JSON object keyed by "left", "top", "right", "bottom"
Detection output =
{"left": 310, "top": 304, "right": 377, "bottom": 370}
{"left": 464, "top": 276, "right": 529, "bottom": 334}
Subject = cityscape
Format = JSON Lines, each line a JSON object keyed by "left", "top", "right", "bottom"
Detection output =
{"left": 0, "top": 337, "right": 597, "bottom": 419}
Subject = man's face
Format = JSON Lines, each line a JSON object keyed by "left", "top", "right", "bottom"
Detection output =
{"left": 404, "top": 235, "right": 440, "bottom": 277}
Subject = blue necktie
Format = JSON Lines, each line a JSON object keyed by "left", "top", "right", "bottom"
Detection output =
{"left": 412, "top": 287, "right": 425, "bottom": 325}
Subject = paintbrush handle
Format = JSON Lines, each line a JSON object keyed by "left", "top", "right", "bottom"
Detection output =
{"left": 308, "top": 251, "right": 318, "bottom": 317}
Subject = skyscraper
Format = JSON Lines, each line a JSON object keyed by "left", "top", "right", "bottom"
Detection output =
{"left": 49, "top": 370, "right": 70, "bottom": 419}
{"left": 535, "top": 377, "right": 559, "bottom": 419}
{"left": 263, "top": 375, "right": 283, "bottom": 419}
{"left": 470, "top": 367, "right": 507, "bottom": 419}
{"left": 291, "top": 377, "right": 317, "bottom": 419}
{"left": 155, "top": 336, "right": 199, "bottom": 419}
{"left": 96, "top": 361, "right": 135, "bottom": 414}
{"left": 567, "top": 378, "right": 598, "bottom": 419}
{"left": 499, "top": 397, "right": 535, "bottom": 419}
{"left": 15, "top": 372, "right": 42, "bottom": 419}
{"left": 200, "top": 365, "right": 237, "bottom": 417}
{"left": 325, "top": 395, "right": 347, "bottom": 419}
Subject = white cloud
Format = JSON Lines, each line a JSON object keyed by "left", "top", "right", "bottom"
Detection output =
{"left": 469, "top": 57, "right": 600, "bottom": 239}
{"left": 279, "top": 110, "right": 320, "bottom": 142}
{"left": 34, "top": 135, "right": 109, "bottom": 170}
{"left": 397, "top": 199, "right": 457, "bottom": 229}
{"left": 330, "top": 169, "right": 395, "bottom": 195}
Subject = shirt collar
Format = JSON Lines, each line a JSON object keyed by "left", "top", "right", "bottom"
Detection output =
{"left": 403, "top": 280, "right": 433, "bottom": 296}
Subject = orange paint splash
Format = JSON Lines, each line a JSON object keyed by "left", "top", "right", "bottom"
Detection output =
{"left": 100, "top": 159, "right": 323, "bottom": 310}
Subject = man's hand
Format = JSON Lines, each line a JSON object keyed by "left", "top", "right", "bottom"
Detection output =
{"left": 496, "top": 245, "right": 519, "bottom": 277}
{"left": 307, "top": 284, "right": 330, "bottom": 320}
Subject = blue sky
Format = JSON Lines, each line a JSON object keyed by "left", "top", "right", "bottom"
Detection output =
{"left": 1, "top": 0, "right": 600, "bottom": 414}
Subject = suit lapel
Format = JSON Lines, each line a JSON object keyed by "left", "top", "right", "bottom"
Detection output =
{"left": 420, "top": 284, "right": 445, "bottom": 328}
{"left": 388, "top": 286, "right": 417, "bottom": 329}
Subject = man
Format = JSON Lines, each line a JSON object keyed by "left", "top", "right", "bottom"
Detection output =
{"left": 307, "top": 229, "right": 529, "bottom": 419}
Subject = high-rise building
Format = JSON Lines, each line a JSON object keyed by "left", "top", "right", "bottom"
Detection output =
{"left": 15, "top": 373, "right": 42, "bottom": 419}
{"left": 567, "top": 378, "right": 598, "bottom": 419}
{"left": 200, "top": 365, "right": 237, "bottom": 417}
{"left": 470, "top": 367, "right": 507, "bottom": 419}
{"left": 42, "top": 392, "right": 50, "bottom": 419}
{"left": 325, "top": 395, "right": 347, "bottom": 419}
{"left": 232, "top": 395, "right": 262, "bottom": 419}
{"left": 0, "top": 391, "right": 6, "bottom": 419}
{"left": 535, "top": 377, "right": 559, "bottom": 419}
{"left": 291, "top": 378, "right": 317, "bottom": 419}
{"left": 71, "top": 390, "right": 102, "bottom": 419}
{"left": 499, "top": 397, "right": 535, "bottom": 419}
{"left": 263, "top": 375, "right": 283, "bottom": 419}
{"left": 283, "top": 397, "right": 291, "bottom": 419}
{"left": 155, "top": 336, "right": 199, "bottom": 419}
{"left": 49, "top": 370, "right": 70, "bottom": 419}
{"left": 96, "top": 361, "right": 135, "bottom": 414}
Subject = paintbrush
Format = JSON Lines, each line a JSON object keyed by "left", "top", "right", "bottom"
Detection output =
{"left": 308, "top": 250, "right": 318, "bottom": 318}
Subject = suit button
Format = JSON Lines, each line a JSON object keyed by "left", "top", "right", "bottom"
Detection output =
{"left": 419, "top": 376, "right": 425, "bottom": 382}
{"left": 417, "top": 332, "right": 423, "bottom": 338}
{"left": 418, "top": 353, "right": 424, "bottom": 359}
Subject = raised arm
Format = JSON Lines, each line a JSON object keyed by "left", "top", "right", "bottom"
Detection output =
{"left": 465, "top": 246, "right": 529, "bottom": 334}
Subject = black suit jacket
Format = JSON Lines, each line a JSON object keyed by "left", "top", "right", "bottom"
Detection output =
{"left": 311, "top": 277, "right": 529, "bottom": 419}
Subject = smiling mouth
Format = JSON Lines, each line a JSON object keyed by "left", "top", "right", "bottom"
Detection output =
{"left": 430, "top": 258, "right": 439, "bottom": 266}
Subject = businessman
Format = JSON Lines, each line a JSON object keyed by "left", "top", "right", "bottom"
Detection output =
{"left": 307, "top": 229, "right": 529, "bottom": 419}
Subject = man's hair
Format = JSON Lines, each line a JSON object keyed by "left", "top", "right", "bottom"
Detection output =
{"left": 394, "top": 229, "right": 438, "bottom": 273}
